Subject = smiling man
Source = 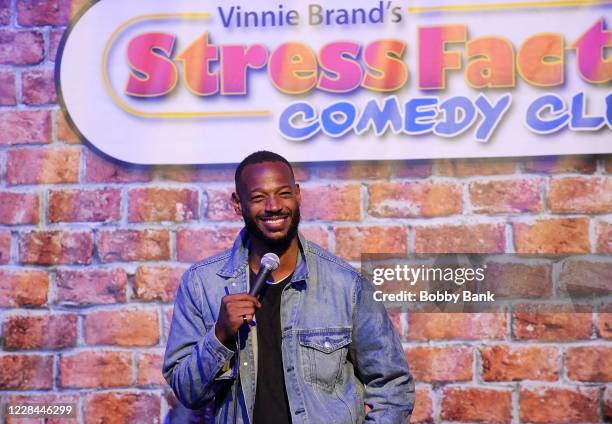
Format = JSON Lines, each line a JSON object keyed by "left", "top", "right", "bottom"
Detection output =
{"left": 163, "top": 151, "right": 415, "bottom": 423}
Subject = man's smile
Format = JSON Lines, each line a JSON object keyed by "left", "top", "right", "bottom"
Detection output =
{"left": 259, "top": 215, "right": 289, "bottom": 230}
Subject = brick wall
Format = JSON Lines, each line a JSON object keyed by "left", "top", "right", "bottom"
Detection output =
{"left": 0, "top": 1, "right": 611, "bottom": 423}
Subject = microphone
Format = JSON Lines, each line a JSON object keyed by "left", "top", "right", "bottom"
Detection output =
{"left": 249, "top": 253, "right": 280, "bottom": 297}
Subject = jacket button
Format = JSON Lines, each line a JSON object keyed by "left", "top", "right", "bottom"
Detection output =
{"left": 324, "top": 341, "right": 331, "bottom": 349}
{"left": 286, "top": 366, "right": 294, "bottom": 372}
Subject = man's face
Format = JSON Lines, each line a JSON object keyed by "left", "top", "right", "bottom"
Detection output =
{"left": 232, "top": 161, "right": 301, "bottom": 249}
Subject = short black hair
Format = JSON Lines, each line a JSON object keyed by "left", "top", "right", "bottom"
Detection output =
{"left": 234, "top": 150, "right": 295, "bottom": 193}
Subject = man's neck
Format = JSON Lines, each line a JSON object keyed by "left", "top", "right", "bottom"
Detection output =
{"left": 248, "top": 236, "right": 299, "bottom": 282}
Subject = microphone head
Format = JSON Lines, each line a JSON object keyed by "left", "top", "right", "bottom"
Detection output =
{"left": 261, "top": 252, "right": 280, "bottom": 271}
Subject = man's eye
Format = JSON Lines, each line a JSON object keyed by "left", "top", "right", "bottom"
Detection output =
{"left": 280, "top": 192, "right": 292, "bottom": 197}
{"left": 250, "top": 196, "right": 264, "bottom": 202}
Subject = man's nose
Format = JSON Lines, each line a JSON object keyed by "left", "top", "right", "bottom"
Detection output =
{"left": 265, "top": 195, "right": 282, "bottom": 212}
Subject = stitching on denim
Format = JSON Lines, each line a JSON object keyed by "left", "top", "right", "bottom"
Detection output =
{"left": 190, "top": 249, "right": 233, "bottom": 270}
{"left": 306, "top": 242, "right": 359, "bottom": 276}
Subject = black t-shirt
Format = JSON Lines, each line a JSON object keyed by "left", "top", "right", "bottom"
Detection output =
{"left": 251, "top": 270, "right": 292, "bottom": 424}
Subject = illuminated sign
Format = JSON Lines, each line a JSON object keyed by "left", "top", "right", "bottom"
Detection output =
{"left": 57, "top": 0, "right": 611, "bottom": 164}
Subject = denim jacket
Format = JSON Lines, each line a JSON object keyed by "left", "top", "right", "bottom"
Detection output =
{"left": 163, "top": 229, "right": 415, "bottom": 423}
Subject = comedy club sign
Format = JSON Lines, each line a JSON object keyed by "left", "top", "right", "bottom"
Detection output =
{"left": 58, "top": 0, "right": 611, "bottom": 164}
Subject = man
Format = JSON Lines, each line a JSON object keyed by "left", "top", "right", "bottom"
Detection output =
{"left": 163, "top": 151, "right": 415, "bottom": 423}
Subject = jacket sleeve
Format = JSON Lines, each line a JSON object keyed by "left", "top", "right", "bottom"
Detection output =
{"left": 351, "top": 275, "right": 415, "bottom": 423}
{"left": 163, "top": 268, "right": 235, "bottom": 409}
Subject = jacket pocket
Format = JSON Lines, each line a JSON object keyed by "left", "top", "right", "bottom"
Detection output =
{"left": 298, "top": 328, "right": 351, "bottom": 392}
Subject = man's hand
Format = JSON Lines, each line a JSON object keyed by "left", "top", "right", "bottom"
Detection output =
{"left": 214, "top": 293, "right": 261, "bottom": 347}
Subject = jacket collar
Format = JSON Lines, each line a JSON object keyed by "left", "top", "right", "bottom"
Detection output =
{"left": 217, "top": 227, "right": 309, "bottom": 282}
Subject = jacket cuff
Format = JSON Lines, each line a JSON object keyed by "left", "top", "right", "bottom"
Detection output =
{"left": 205, "top": 327, "right": 237, "bottom": 381}
{"left": 203, "top": 326, "right": 235, "bottom": 363}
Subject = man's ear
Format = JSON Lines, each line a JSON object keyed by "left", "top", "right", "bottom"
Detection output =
{"left": 231, "top": 191, "right": 242, "bottom": 216}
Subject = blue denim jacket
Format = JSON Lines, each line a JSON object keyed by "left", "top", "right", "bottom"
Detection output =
{"left": 163, "top": 229, "right": 415, "bottom": 423}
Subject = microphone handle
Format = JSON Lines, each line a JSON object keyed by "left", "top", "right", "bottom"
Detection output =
{"left": 248, "top": 265, "right": 274, "bottom": 297}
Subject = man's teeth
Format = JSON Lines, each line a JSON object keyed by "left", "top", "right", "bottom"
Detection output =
{"left": 263, "top": 217, "right": 286, "bottom": 223}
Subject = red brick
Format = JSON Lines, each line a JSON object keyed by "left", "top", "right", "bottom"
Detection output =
{"left": 513, "top": 305, "right": 593, "bottom": 340}
{"left": 60, "top": 351, "right": 132, "bottom": 388}
{"left": 56, "top": 110, "right": 81, "bottom": 144}
{"left": 606, "top": 155, "right": 612, "bottom": 173}
{"left": 566, "top": 346, "right": 612, "bottom": 382}
{"left": 17, "top": 0, "right": 72, "bottom": 26}
{"left": 84, "top": 308, "right": 160, "bottom": 347}
{"left": 137, "top": 351, "right": 166, "bottom": 386}
{"left": 49, "top": 28, "right": 64, "bottom": 62}
{"left": 206, "top": 187, "right": 241, "bottom": 221}
{"left": 408, "top": 313, "right": 506, "bottom": 341}
{"left": 3, "top": 313, "right": 77, "bottom": 349}
{"left": 7, "top": 148, "right": 80, "bottom": 185}
{"left": 605, "top": 387, "right": 612, "bottom": 421}
{"left": 48, "top": 188, "right": 120, "bottom": 223}
{"left": 598, "top": 312, "right": 612, "bottom": 339}
{"left": 97, "top": 229, "right": 170, "bottom": 262}
{"left": 301, "top": 184, "right": 361, "bottom": 220}
{"left": 520, "top": 387, "right": 598, "bottom": 423}
{"left": 0, "top": 30, "right": 44, "bottom": 65}
{"left": 153, "top": 165, "right": 236, "bottom": 182}
{"left": 441, "top": 387, "right": 512, "bottom": 424}
{"left": 288, "top": 163, "right": 311, "bottom": 182}
{"left": 85, "top": 149, "right": 151, "bottom": 183}
{"left": 0, "top": 191, "right": 39, "bottom": 225}
{"left": 405, "top": 346, "right": 472, "bottom": 382}
{"left": 56, "top": 268, "right": 127, "bottom": 305}
{"left": 134, "top": 265, "right": 186, "bottom": 302}
{"left": 85, "top": 392, "right": 161, "bottom": 424}
{"left": 0, "top": 354, "right": 53, "bottom": 389}
{"left": 0, "top": 231, "right": 10, "bottom": 264}
{"left": 334, "top": 226, "right": 407, "bottom": 260}
{"left": 414, "top": 223, "right": 505, "bottom": 254}
{"left": 300, "top": 226, "right": 330, "bottom": 249}
{"left": 597, "top": 220, "right": 612, "bottom": 253}
{"left": 0, "top": 0, "right": 8, "bottom": 24}
{"left": 368, "top": 181, "right": 462, "bottom": 218}
{"left": 523, "top": 155, "right": 597, "bottom": 174}
{"left": 3, "top": 394, "right": 78, "bottom": 424}
{"left": 481, "top": 262, "right": 553, "bottom": 298}
{"left": 548, "top": 176, "right": 612, "bottom": 213}
{"left": 0, "top": 269, "right": 48, "bottom": 307}
{"left": 0, "top": 71, "right": 16, "bottom": 105}
{"left": 393, "top": 160, "right": 432, "bottom": 178}
{"left": 19, "top": 230, "right": 93, "bottom": 265}
{"left": 129, "top": 187, "right": 199, "bottom": 222}
{"left": 513, "top": 218, "right": 590, "bottom": 254}
{"left": 410, "top": 387, "right": 433, "bottom": 423}
{"left": 22, "top": 69, "right": 56, "bottom": 105}
{"left": 437, "top": 158, "right": 517, "bottom": 176}
{"left": 481, "top": 345, "right": 559, "bottom": 381}
{"left": 470, "top": 178, "right": 543, "bottom": 213}
{"left": 0, "top": 110, "right": 51, "bottom": 145}
{"left": 176, "top": 227, "right": 239, "bottom": 262}
{"left": 558, "top": 260, "right": 612, "bottom": 297}
{"left": 316, "top": 161, "right": 391, "bottom": 179}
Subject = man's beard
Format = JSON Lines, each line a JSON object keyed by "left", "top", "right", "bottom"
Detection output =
{"left": 243, "top": 208, "right": 301, "bottom": 252}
